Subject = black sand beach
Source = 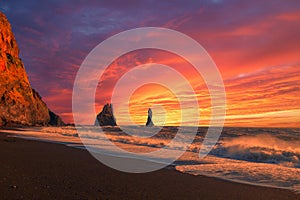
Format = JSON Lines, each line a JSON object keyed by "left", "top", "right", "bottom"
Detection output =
{"left": 0, "top": 131, "right": 299, "bottom": 200}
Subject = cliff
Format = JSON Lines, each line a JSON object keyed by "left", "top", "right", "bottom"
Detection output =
{"left": 0, "top": 12, "right": 64, "bottom": 126}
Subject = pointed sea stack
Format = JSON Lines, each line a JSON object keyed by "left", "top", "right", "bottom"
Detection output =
{"left": 95, "top": 103, "right": 117, "bottom": 126}
{"left": 146, "top": 108, "right": 154, "bottom": 127}
{"left": 0, "top": 12, "right": 64, "bottom": 126}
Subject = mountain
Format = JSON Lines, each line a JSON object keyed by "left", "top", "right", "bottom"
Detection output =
{"left": 0, "top": 12, "right": 64, "bottom": 126}
{"left": 95, "top": 103, "right": 117, "bottom": 126}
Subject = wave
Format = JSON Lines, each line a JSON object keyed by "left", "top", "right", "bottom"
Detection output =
{"left": 39, "top": 126, "right": 300, "bottom": 167}
{"left": 212, "top": 134, "right": 300, "bottom": 168}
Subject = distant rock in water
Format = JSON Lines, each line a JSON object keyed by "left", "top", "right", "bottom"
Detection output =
{"left": 95, "top": 103, "right": 117, "bottom": 126}
{"left": 146, "top": 108, "right": 154, "bottom": 127}
{"left": 0, "top": 12, "right": 64, "bottom": 126}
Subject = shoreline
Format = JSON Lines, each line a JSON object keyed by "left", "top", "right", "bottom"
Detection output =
{"left": 4, "top": 127, "right": 300, "bottom": 193}
{"left": 0, "top": 131, "right": 299, "bottom": 199}
{"left": 6, "top": 133, "right": 300, "bottom": 193}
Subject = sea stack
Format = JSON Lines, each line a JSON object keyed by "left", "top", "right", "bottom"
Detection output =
{"left": 146, "top": 108, "right": 154, "bottom": 127}
{"left": 0, "top": 12, "right": 64, "bottom": 126}
{"left": 95, "top": 103, "right": 117, "bottom": 126}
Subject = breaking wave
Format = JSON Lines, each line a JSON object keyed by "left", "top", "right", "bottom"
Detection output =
{"left": 212, "top": 134, "right": 300, "bottom": 168}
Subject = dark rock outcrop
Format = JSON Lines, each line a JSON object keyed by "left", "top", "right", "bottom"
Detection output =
{"left": 49, "top": 110, "right": 65, "bottom": 126}
{"left": 0, "top": 12, "right": 64, "bottom": 126}
{"left": 146, "top": 108, "right": 154, "bottom": 127}
{"left": 95, "top": 103, "right": 117, "bottom": 126}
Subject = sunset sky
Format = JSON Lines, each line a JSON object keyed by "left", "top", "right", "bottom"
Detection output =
{"left": 1, "top": 0, "right": 299, "bottom": 127}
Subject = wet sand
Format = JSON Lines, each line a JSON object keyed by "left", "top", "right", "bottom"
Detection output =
{"left": 0, "top": 131, "right": 299, "bottom": 200}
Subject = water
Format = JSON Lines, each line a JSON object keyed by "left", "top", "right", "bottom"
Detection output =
{"left": 4, "top": 126, "right": 300, "bottom": 192}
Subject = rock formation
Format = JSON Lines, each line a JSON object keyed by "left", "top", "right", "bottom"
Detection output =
{"left": 94, "top": 103, "right": 117, "bottom": 126}
{"left": 49, "top": 110, "right": 65, "bottom": 126}
{"left": 0, "top": 12, "right": 64, "bottom": 126}
{"left": 146, "top": 108, "right": 154, "bottom": 127}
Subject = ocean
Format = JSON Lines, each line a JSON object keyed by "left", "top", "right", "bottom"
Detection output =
{"left": 5, "top": 126, "right": 300, "bottom": 192}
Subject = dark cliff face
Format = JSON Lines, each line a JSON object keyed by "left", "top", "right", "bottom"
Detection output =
{"left": 49, "top": 110, "right": 65, "bottom": 126}
{"left": 0, "top": 12, "right": 64, "bottom": 126}
{"left": 95, "top": 104, "right": 117, "bottom": 126}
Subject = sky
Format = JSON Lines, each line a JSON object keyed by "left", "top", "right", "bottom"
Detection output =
{"left": 1, "top": 0, "right": 300, "bottom": 127}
